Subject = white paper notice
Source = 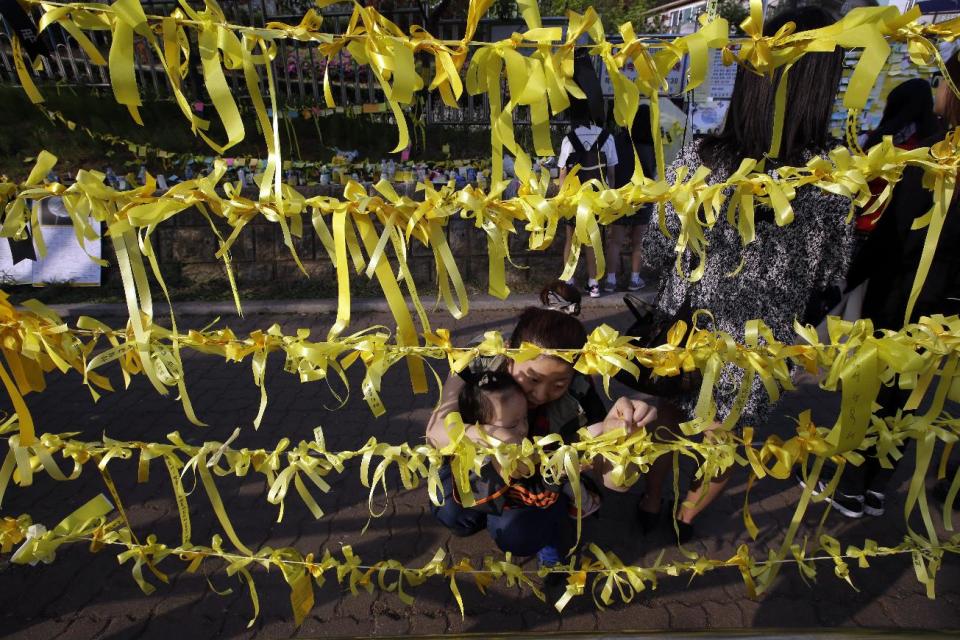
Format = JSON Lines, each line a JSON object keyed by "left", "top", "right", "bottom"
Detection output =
{"left": 0, "top": 198, "right": 102, "bottom": 286}
{"left": 0, "top": 239, "right": 34, "bottom": 285}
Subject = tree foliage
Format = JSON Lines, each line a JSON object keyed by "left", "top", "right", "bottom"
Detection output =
{"left": 717, "top": 0, "right": 748, "bottom": 31}
{"left": 538, "top": 0, "right": 656, "bottom": 30}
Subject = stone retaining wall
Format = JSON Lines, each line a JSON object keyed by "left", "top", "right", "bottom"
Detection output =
{"left": 98, "top": 184, "right": 640, "bottom": 293}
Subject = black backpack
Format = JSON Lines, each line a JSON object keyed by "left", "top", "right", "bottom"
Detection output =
{"left": 565, "top": 130, "right": 610, "bottom": 183}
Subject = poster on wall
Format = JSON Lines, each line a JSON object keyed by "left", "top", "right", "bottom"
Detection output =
{"left": 599, "top": 54, "right": 688, "bottom": 97}
{"left": 690, "top": 100, "right": 729, "bottom": 135}
{"left": 0, "top": 197, "right": 102, "bottom": 286}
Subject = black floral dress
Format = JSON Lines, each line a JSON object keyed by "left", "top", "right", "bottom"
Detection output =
{"left": 642, "top": 140, "right": 856, "bottom": 430}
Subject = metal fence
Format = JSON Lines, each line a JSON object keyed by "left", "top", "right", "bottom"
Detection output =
{"left": 0, "top": 1, "right": 496, "bottom": 125}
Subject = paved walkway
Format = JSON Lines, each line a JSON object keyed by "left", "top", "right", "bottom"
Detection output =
{"left": 2, "top": 302, "right": 958, "bottom": 639}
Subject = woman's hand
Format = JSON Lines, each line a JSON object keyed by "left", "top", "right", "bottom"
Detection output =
{"left": 603, "top": 397, "right": 658, "bottom": 434}
{"left": 587, "top": 397, "right": 657, "bottom": 492}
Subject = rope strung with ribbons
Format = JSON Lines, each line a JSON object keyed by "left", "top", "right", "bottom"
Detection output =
{"left": 7, "top": 0, "right": 960, "bottom": 186}
{"left": 33, "top": 107, "right": 490, "bottom": 178}
{"left": 3, "top": 492, "right": 959, "bottom": 620}
{"left": 1, "top": 402, "right": 957, "bottom": 551}
{"left": 4, "top": 130, "right": 960, "bottom": 348}
{"left": 1, "top": 293, "right": 959, "bottom": 441}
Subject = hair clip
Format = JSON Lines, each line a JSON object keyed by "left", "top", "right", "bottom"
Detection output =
{"left": 545, "top": 291, "right": 580, "bottom": 316}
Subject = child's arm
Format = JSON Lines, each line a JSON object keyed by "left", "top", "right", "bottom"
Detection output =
{"left": 427, "top": 373, "right": 496, "bottom": 448}
{"left": 484, "top": 423, "right": 530, "bottom": 479}
{"left": 425, "top": 373, "right": 464, "bottom": 448}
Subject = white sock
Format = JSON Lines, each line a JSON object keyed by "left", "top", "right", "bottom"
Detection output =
{"left": 631, "top": 271, "right": 641, "bottom": 281}
{"left": 587, "top": 278, "right": 599, "bottom": 286}
{"left": 606, "top": 273, "right": 617, "bottom": 284}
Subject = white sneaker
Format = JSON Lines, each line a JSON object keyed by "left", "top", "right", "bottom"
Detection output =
{"left": 628, "top": 276, "right": 646, "bottom": 291}
{"left": 587, "top": 283, "right": 601, "bottom": 298}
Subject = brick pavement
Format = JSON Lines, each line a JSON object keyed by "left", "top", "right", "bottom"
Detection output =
{"left": 2, "top": 303, "right": 959, "bottom": 639}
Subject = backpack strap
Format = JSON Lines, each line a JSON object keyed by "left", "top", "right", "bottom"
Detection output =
{"left": 588, "top": 130, "right": 610, "bottom": 154}
{"left": 567, "top": 131, "right": 588, "bottom": 157}
{"left": 584, "top": 130, "right": 609, "bottom": 169}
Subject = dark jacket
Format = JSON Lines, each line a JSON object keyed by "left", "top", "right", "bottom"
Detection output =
{"left": 846, "top": 138, "right": 960, "bottom": 329}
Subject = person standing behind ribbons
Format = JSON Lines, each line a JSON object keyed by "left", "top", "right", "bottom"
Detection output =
{"left": 603, "top": 102, "right": 656, "bottom": 293}
{"left": 558, "top": 98, "right": 618, "bottom": 299}
{"left": 825, "top": 53, "right": 960, "bottom": 519}
{"left": 856, "top": 78, "right": 943, "bottom": 233}
{"left": 638, "top": 6, "right": 854, "bottom": 542}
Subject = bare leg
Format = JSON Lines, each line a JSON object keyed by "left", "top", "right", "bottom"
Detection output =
{"left": 638, "top": 399, "right": 683, "bottom": 513}
{"left": 677, "top": 471, "right": 731, "bottom": 523}
{"left": 605, "top": 225, "right": 625, "bottom": 285}
{"left": 585, "top": 244, "right": 599, "bottom": 280}
{"left": 677, "top": 422, "right": 730, "bottom": 524}
{"left": 567, "top": 226, "right": 601, "bottom": 282}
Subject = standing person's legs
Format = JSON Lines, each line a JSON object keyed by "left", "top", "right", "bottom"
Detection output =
{"left": 430, "top": 462, "right": 488, "bottom": 537}
{"left": 673, "top": 421, "right": 733, "bottom": 541}
{"left": 604, "top": 225, "right": 626, "bottom": 291}
{"left": 563, "top": 225, "right": 573, "bottom": 271}
{"left": 638, "top": 399, "right": 683, "bottom": 516}
{"left": 812, "top": 385, "right": 911, "bottom": 518}
{"left": 677, "top": 451, "right": 731, "bottom": 523}
{"left": 566, "top": 223, "right": 601, "bottom": 294}
{"left": 629, "top": 223, "right": 648, "bottom": 289}
{"left": 585, "top": 245, "right": 598, "bottom": 284}
{"left": 861, "top": 385, "right": 912, "bottom": 514}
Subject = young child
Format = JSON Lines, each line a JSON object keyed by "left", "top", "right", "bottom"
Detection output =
{"left": 456, "top": 371, "right": 602, "bottom": 519}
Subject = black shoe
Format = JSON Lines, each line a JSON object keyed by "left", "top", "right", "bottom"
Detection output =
{"left": 675, "top": 519, "right": 694, "bottom": 544}
{"left": 795, "top": 470, "right": 864, "bottom": 518}
{"left": 864, "top": 490, "right": 885, "bottom": 516}
{"left": 542, "top": 563, "right": 569, "bottom": 606}
{"left": 823, "top": 487, "right": 865, "bottom": 518}
{"left": 795, "top": 468, "right": 829, "bottom": 494}
{"left": 637, "top": 494, "right": 663, "bottom": 534}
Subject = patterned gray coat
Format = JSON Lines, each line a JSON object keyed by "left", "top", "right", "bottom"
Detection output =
{"left": 641, "top": 140, "right": 856, "bottom": 430}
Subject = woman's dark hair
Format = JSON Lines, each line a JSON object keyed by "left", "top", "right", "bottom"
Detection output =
{"left": 606, "top": 102, "right": 654, "bottom": 145}
{"left": 863, "top": 78, "right": 940, "bottom": 148}
{"left": 458, "top": 371, "right": 524, "bottom": 425}
{"left": 700, "top": 6, "right": 843, "bottom": 166}
{"left": 569, "top": 97, "right": 595, "bottom": 128}
{"left": 940, "top": 51, "right": 960, "bottom": 127}
{"left": 631, "top": 103, "right": 654, "bottom": 145}
{"left": 509, "top": 307, "right": 588, "bottom": 349}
